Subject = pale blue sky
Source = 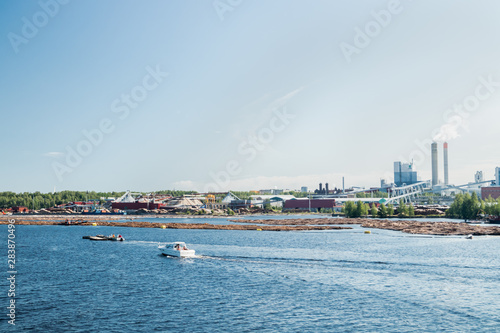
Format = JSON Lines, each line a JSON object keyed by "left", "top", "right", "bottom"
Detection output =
{"left": 1, "top": 0, "right": 500, "bottom": 192}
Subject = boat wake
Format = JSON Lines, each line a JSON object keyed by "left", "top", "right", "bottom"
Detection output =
{"left": 125, "top": 240, "right": 160, "bottom": 244}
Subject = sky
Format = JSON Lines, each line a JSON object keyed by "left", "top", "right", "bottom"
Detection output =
{"left": 1, "top": 0, "right": 500, "bottom": 193}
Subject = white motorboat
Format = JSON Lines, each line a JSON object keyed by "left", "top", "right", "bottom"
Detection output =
{"left": 107, "top": 234, "right": 125, "bottom": 241}
{"left": 158, "top": 242, "right": 195, "bottom": 258}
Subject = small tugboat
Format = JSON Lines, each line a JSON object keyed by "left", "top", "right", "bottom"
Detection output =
{"left": 158, "top": 242, "right": 195, "bottom": 258}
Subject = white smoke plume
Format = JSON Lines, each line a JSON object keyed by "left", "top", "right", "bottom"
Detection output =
{"left": 432, "top": 115, "right": 467, "bottom": 142}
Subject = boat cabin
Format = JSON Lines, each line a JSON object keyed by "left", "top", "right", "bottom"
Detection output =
{"left": 165, "top": 242, "right": 188, "bottom": 250}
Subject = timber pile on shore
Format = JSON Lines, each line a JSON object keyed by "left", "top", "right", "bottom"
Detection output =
{"left": 361, "top": 220, "right": 500, "bottom": 236}
{"left": 0, "top": 218, "right": 351, "bottom": 231}
{"left": 229, "top": 218, "right": 366, "bottom": 225}
{"left": 230, "top": 217, "right": 500, "bottom": 236}
{"left": 3, "top": 215, "right": 499, "bottom": 235}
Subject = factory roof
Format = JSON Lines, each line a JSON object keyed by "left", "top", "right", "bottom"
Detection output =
{"left": 250, "top": 195, "right": 296, "bottom": 201}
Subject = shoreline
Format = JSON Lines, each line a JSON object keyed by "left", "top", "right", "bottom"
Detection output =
{"left": 0, "top": 218, "right": 350, "bottom": 232}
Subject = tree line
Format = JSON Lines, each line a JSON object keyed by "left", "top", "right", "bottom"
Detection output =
{"left": 0, "top": 191, "right": 126, "bottom": 210}
{"left": 0, "top": 190, "right": 197, "bottom": 210}
{"left": 343, "top": 200, "right": 415, "bottom": 218}
{"left": 445, "top": 192, "right": 500, "bottom": 221}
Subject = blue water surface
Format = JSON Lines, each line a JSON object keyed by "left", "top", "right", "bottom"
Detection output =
{"left": 1, "top": 217, "right": 499, "bottom": 332}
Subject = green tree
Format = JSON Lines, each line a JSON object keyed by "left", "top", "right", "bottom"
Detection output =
{"left": 344, "top": 201, "right": 357, "bottom": 218}
{"left": 370, "top": 204, "right": 378, "bottom": 217}
{"left": 387, "top": 203, "right": 394, "bottom": 217}
{"left": 344, "top": 201, "right": 368, "bottom": 218}
{"left": 484, "top": 196, "right": 495, "bottom": 215}
{"left": 355, "top": 201, "right": 365, "bottom": 217}
{"left": 446, "top": 192, "right": 481, "bottom": 221}
{"left": 398, "top": 199, "right": 408, "bottom": 217}
{"left": 461, "top": 192, "right": 480, "bottom": 222}
{"left": 446, "top": 193, "right": 463, "bottom": 218}
{"left": 479, "top": 200, "right": 486, "bottom": 215}
{"left": 408, "top": 203, "right": 415, "bottom": 217}
{"left": 377, "top": 203, "right": 388, "bottom": 218}
{"left": 365, "top": 203, "right": 371, "bottom": 217}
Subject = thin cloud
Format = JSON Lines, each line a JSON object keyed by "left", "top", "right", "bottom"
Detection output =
{"left": 268, "top": 86, "right": 305, "bottom": 110}
{"left": 44, "top": 152, "right": 64, "bottom": 158}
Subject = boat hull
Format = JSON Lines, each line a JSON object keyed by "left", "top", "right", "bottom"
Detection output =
{"left": 159, "top": 248, "right": 195, "bottom": 258}
{"left": 84, "top": 235, "right": 125, "bottom": 241}
{"left": 487, "top": 216, "right": 500, "bottom": 224}
{"left": 88, "top": 236, "right": 107, "bottom": 241}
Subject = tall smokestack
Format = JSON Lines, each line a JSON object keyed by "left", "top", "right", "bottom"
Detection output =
{"left": 431, "top": 142, "right": 438, "bottom": 186}
{"left": 325, "top": 183, "right": 329, "bottom": 194}
{"left": 443, "top": 142, "right": 449, "bottom": 185}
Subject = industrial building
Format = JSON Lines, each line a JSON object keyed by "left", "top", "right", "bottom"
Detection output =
{"left": 480, "top": 167, "right": 500, "bottom": 199}
{"left": 475, "top": 171, "right": 484, "bottom": 183}
{"left": 481, "top": 186, "right": 500, "bottom": 200}
{"left": 429, "top": 141, "right": 450, "bottom": 188}
{"left": 247, "top": 195, "right": 296, "bottom": 209}
{"left": 394, "top": 161, "right": 418, "bottom": 187}
{"left": 283, "top": 198, "right": 336, "bottom": 211}
{"left": 431, "top": 142, "right": 439, "bottom": 186}
{"left": 110, "top": 191, "right": 204, "bottom": 211}
{"left": 443, "top": 142, "right": 449, "bottom": 185}
{"left": 314, "top": 182, "right": 343, "bottom": 195}
{"left": 315, "top": 183, "right": 330, "bottom": 195}
{"left": 259, "top": 189, "right": 285, "bottom": 195}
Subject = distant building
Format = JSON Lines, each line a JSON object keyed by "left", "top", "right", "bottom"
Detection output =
{"left": 205, "top": 202, "right": 228, "bottom": 210}
{"left": 394, "top": 161, "right": 418, "bottom": 187}
{"left": 475, "top": 171, "right": 484, "bottom": 183}
{"left": 112, "top": 201, "right": 164, "bottom": 210}
{"left": 314, "top": 182, "right": 343, "bottom": 195}
{"left": 283, "top": 198, "right": 336, "bottom": 212}
{"left": 259, "top": 189, "right": 283, "bottom": 195}
{"left": 250, "top": 195, "right": 295, "bottom": 208}
{"left": 11, "top": 206, "right": 29, "bottom": 213}
{"left": 431, "top": 142, "right": 439, "bottom": 186}
{"left": 301, "top": 186, "right": 308, "bottom": 193}
{"left": 496, "top": 167, "right": 500, "bottom": 186}
{"left": 482, "top": 186, "right": 500, "bottom": 200}
{"left": 380, "top": 179, "right": 395, "bottom": 192}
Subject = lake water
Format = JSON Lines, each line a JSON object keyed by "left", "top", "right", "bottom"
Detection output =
{"left": 1, "top": 216, "right": 500, "bottom": 332}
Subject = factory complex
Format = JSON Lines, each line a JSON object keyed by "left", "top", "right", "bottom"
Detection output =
{"left": 3, "top": 142, "right": 500, "bottom": 216}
